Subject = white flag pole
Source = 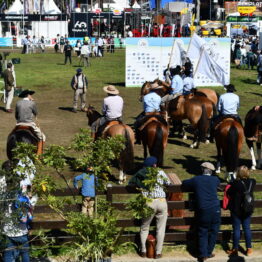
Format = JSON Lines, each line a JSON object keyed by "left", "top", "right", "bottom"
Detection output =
{"left": 193, "top": 46, "right": 204, "bottom": 78}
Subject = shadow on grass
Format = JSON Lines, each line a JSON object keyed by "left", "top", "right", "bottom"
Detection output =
{"left": 0, "top": 106, "right": 6, "bottom": 112}
{"left": 227, "top": 255, "right": 246, "bottom": 262}
{"left": 58, "top": 107, "right": 74, "bottom": 112}
{"left": 106, "top": 82, "right": 125, "bottom": 87}
{"left": 168, "top": 138, "right": 191, "bottom": 147}
{"left": 56, "top": 63, "right": 66, "bottom": 65}
{"left": 241, "top": 79, "right": 258, "bottom": 85}
{"left": 172, "top": 155, "right": 204, "bottom": 176}
{"left": 245, "top": 92, "right": 262, "bottom": 97}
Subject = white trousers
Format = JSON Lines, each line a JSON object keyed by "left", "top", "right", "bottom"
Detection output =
{"left": 16, "top": 122, "right": 46, "bottom": 141}
{"left": 5, "top": 87, "right": 14, "bottom": 110}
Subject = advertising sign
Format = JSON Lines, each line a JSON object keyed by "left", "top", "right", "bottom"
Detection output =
{"left": 125, "top": 37, "right": 231, "bottom": 87}
{"left": 0, "top": 14, "right": 67, "bottom": 21}
{"left": 0, "top": 37, "right": 12, "bottom": 46}
{"left": 225, "top": 1, "right": 262, "bottom": 16}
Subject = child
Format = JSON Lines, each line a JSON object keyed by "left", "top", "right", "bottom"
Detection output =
{"left": 73, "top": 167, "right": 95, "bottom": 217}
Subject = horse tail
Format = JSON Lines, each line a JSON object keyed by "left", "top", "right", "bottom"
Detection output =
{"left": 198, "top": 104, "right": 209, "bottom": 142}
{"left": 212, "top": 103, "right": 217, "bottom": 117}
{"left": 120, "top": 127, "right": 134, "bottom": 172}
{"left": 225, "top": 125, "right": 239, "bottom": 172}
{"left": 6, "top": 133, "right": 17, "bottom": 160}
{"left": 151, "top": 123, "right": 164, "bottom": 167}
{"left": 215, "top": 92, "right": 220, "bottom": 104}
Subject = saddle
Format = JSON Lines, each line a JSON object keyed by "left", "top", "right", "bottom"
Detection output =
{"left": 97, "top": 120, "right": 122, "bottom": 138}
{"left": 138, "top": 115, "right": 168, "bottom": 131}
{"left": 13, "top": 125, "right": 39, "bottom": 141}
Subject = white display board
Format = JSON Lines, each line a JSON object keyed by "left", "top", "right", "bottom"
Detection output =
{"left": 125, "top": 37, "right": 231, "bottom": 87}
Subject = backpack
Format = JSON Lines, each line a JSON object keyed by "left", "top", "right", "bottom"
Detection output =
{"left": 240, "top": 180, "right": 254, "bottom": 215}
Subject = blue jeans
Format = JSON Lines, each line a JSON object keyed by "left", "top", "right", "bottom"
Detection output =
{"left": 3, "top": 235, "right": 30, "bottom": 262}
{"left": 197, "top": 207, "right": 221, "bottom": 258}
{"left": 231, "top": 212, "right": 252, "bottom": 249}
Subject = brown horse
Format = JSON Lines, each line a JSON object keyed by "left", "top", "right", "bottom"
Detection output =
{"left": 168, "top": 94, "right": 215, "bottom": 148}
{"left": 86, "top": 106, "right": 135, "bottom": 184}
{"left": 244, "top": 107, "right": 262, "bottom": 170}
{"left": 140, "top": 116, "right": 169, "bottom": 167}
{"left": 214, "top": 118, "right": 244, "bottom": 181}
{"left": 140, "top": 80, "right": 218, "bottom": 105}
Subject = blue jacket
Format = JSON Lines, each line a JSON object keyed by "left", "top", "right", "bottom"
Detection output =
{"left": 218, "top": 93, "right": 239, "bottom": 115}
{"left": 182, "top": 175, "right": 220, "bottom": 210}
{"left": 170, "top": 75, "right": 183, "bottom": 95}
{"left": 73, "top": 173, "right": 95, "bottom": 197}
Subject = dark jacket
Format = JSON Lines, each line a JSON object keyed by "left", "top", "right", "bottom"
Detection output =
{"left": 64, "top": 44, "right": 72, "bottom": 55}
{"left": 182, "top": 175, "right": 220, "bottom": 210}
{"left": 227, "top": 178, "right": 256, "bottom": 218}
{"left": 3, "top": 69, "right": 14, "bottom": 91}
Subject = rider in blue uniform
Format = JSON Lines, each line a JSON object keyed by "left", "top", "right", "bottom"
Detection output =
{"left": 210, "top": 84, "right": 242, "bottom": 142}
{"left": 134, "top": 89, "right": 165, "bottom": 144}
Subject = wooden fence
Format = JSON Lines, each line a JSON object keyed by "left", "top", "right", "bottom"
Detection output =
{"left": 31, "top": 183, "right": 262, "bottom": 243}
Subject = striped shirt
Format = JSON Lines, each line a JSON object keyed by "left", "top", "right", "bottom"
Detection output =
{"left": 142, "top": 170, "right": 171, "bottom": 199}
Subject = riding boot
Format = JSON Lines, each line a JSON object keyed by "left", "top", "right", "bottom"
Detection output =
{"left": 36, "top": 140, "right": 44, "bottom": 155}
{"left": 91, "top": 132, "right": 96, "bottom": 140}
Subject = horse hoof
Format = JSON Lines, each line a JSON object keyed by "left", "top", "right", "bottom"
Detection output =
{"left": 118, "top": 180, "right": 123, "bottom": 185}
{"left": 251, "top": 166, "right": 256, "bottom": 170}
{"left": 215, "top": 170, "right": 220, "bottom": 174}
{"left": 205, "top": 140, "right": 210, "bottom": 144}
{"left": 183, "top": 135, "right": 187, "bottom": 140}
{"left": 190, "top": 144, "right": 194, "bottom": 148}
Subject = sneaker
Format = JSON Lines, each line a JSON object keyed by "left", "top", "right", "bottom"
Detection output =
{"left": 139, "top": 252, "right": 146, "bottom": 258}
{"left": 72, "top": 108, "right": 77, "bottom": 113}
{"left": 226, "top": 249, "right": 238, "bottom": 256}
{"left": 6, "top": 109, "right": 13, "bottom": 113}
{"left": 207, "top": 253, "right": 215, "bottom": 258}
{"left": 155, "top": 254, "right": 162, "bottom": 259}
{"left": 246, "top": 248, "right": 253, "bottom": 256}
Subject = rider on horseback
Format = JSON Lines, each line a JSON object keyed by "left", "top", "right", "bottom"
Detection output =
{"left": 161, "top": 65, "right": 183, "bottom": 106}
{"left": 15, "top": 89, "right": 46, "bottom": 153}
{"left": 134, "top": 89, "right": 167, "bottom": 144}
{"left": 210, "top": 84, "right": 242, "bottom": 142}
{"left": 182, "top": 70, "right": 195, "bottom": 95}
{"left": 90, "top": 85, "right": 123, "bottom": 139}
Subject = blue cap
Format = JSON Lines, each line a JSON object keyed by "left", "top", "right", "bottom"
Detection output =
{"left": 76, "top": 68, "right": 82, "bottom": 73}
{"left": 143, "top": 156, "right": 157, "bottom": 167}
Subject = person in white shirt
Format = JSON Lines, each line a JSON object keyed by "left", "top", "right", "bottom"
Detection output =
{"left": 80, "top": 41, "right": 91, "bottom": 67}
{"left": 91, "top": 85, "right": 123, "bottom": 139}
{"left": 183, "top": 70, "right": 195, "bottom": 95}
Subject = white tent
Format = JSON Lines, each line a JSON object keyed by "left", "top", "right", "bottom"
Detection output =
{"left": 6, "top": 0, "right": 24, "bottom": 14}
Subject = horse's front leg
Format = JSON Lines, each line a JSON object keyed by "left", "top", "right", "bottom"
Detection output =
{"left": 257, "top": 142, "right": 262, "bottom": 169}
{"left": 247, "top": 140, "right": 257, "bottom": 170}
{"left": 118, "top": 169, "right": 126, "bottom": 184}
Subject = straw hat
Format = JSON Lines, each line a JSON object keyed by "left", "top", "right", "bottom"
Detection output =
{"left": 103, "top": 85, "right": 119, "bottom": 95}
{"left": 201, "top": 162, "right": 215, "bottom": 171}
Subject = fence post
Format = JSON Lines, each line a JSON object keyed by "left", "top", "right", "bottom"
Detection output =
{"left": 106, "top": 183, "right": 113, "bottom": 204}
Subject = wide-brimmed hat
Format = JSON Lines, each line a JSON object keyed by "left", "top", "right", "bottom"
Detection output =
{"left": 103, "top": 85, "right": 119, "bottom": 95}
{"left": 143, "top": 156, "right": 157, "bottom": 167}
{"left": 225, "top": 84, "right": 236, "bottom": 92}
{"left": 18, "top": 89, "right": 35, "bottom": 98}
{"left": 201, "top": 162, "right": 215, "bottom": 171}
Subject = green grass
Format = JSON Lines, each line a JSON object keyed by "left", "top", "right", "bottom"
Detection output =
{"left": 0, "top": 49, "right": 261, "bottom": 184}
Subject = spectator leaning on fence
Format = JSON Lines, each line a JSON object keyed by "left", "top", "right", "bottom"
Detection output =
{"left": 182, "top": 162, "right": 221, "bottom": 262}
{"left": 128, "top": 156, "right": 171, "bottom": 259}
{"left": 73, "top": 167, "right": 96, "bottom": 217}
{"left": 226, "top": 166, "right": 256, "bottom": 257}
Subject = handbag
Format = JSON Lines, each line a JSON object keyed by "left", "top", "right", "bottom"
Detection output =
{"left": 222, "top": 184, "right": 231, "bottom": 210}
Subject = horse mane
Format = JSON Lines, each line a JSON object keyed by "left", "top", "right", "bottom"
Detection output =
{"left": 194, "top": 91, "right": 208, "bottom": 97}
{"left": 86, "top": 106, "right": 101, "bottom": 126}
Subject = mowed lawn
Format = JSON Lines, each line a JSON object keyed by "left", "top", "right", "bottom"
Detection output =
{"left": 0, "top": 49, "right": 261, "bottom": 183}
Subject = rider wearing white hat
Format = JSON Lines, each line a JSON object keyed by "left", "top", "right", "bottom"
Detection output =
{"left": 91, "top": 85, "right": 123, "bottom": 138}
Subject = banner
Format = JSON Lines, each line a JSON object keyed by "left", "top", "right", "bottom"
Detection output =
{"left": 169, "top": 40, "right": 186, "bottom": 67}
{"left": 195, "top": 47, "right": 228, "bottom": 85}
{"left": 225, "top": 1, "right": 262, "bottom": 17}
{"left": 125, "top": 37, "right": 231, "bottom": 87}
{"left": 0, "top": 37, "right": 13, "bottom": 46}
{"left": 187, "top": 33, "right": 206, "bottom": 60}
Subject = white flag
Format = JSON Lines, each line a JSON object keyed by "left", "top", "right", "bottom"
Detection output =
{"left": 194, "top": 47, "right": 228, "bottom": 85}
{"left": 169, "top": 40, "right": 187, "bottom": 67}
{"left": 187, "top": 33, "right": 206, "bottom": 60}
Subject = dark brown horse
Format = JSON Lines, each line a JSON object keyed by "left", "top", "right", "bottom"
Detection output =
{"left": 214, "top": 118, "right": 244, "bottom": 181}
{"left": 168, "top": 94, "right": 215, "bottom": 148}
{"left": 140, "top": 116, "right": 169, "bottom": 167}
{"left": 86, "top": 106, "right": 135, "bottom": 183}
{"left": 244, "top": 106, "right": 262, "bottom": 170}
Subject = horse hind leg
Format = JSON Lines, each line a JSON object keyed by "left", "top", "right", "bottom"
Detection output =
{"left": 216, "top": 146, "right": 222, "bottom": 174}
{"left": 250, "top": 145, "right": 257, "bottom": 170}
{"left": 257, "top": 143, "right": 262, "bottom": 169}
{"left": 118, "top": 169, "right": 126, "bottom": 184}
{"left": 190, "top": 129, "right": 199, "bottom": 149}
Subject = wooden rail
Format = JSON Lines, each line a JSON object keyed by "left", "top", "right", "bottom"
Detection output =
{"left": 30, "top": 184, "right": 262, "bottom": 242}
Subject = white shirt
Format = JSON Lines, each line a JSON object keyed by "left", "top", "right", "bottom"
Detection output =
{"left": 183, "top": 76, "right": 195, "bottom": 93}
{"left": 81, "top": 45, "right": 90, "bottom": 56}
{"left": 98, "top": 38, "right": 103, "bottom": 46}
{"left": 102, "top": 95, "right": 123, "bottom": 119}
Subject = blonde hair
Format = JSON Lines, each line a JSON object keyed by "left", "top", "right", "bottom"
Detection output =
{"left": 236, "top": 165, "right": 250, "bottom": 180}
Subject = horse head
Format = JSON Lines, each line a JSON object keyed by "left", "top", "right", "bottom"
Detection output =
{"left": 86, "top": 105, "right": 101, "bottom": 126}
{"left": 140, "top": 81, "right": 152, "bottom": 101}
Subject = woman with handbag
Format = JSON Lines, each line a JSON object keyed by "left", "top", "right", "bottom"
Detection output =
{"left": 226, "top": 166, "right": 256, "bottom": 256}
